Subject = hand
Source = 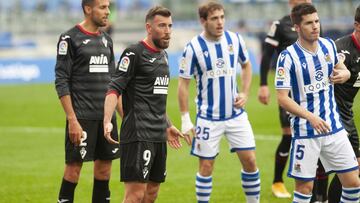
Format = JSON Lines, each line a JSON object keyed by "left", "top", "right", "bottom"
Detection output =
{"left": 307, "top": 113, "right": 331, "bottom": 135}
{"left": 330, "top": 68, "right": 350, "bottom": 84}
{"left": 181, "top": 112, "right": 194, "bottom": 145}
{"left": 234, "top": 92, "right": 248, "bottom": 108}
{"left": 103, "top": 121, "right": 119, "bottom": 144}
{"left": 258, "top": 85, "right": 270, "bottom": 105}
{"left": 68, "top": 119, "right": 83, "bottom": 146}
{"left": 167, "top": 125, "right": 184, "bottom": 149}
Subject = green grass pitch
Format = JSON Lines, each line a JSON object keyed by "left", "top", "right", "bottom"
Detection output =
{"left": 0, "top": 74, "right": 359, "bottom": 203}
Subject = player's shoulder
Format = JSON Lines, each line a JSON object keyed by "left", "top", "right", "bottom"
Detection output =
{"left": 335, "top": 34, "right": 352, "bottom": 48}
{"left": 123, "top": 42, "right": 144, "bottom": 55}
{"left": 279, "top": 15, "right": 291, "bottom": 24}
{"left": 58, "top": 26, "right": 78, "bottom": 41}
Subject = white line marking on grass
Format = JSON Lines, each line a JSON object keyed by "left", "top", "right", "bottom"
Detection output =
{"left": 0, "top": 126, "right": 280, "bottom": 141}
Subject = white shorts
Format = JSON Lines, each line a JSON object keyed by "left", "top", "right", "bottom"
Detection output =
{"left": 191, "top": 112, "right": 256, "bottom": 159}
{"left": 288, "top": 129, "right": 359, "bottom": 180}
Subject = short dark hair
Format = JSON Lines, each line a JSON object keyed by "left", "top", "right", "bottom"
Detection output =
{"left": 82, "top": 0, "right": 95, "bottom": 14}
{"left": 198, "top": 1, "right": 224, "bottom": 20}
{"left": 355, "top": 5, "right": 360, "bottom": 23}
{"left": 145, "top": 6, "right": 171, "bottom": 22}
{"left": 291, "top": 3, "right": 317, "bottom": 25}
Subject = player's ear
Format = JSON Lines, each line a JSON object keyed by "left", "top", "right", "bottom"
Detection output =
{"left": 84, "top": 5, "right": 92, "bottom": 16}
{"left": 200, "top": 17, "right": 206, "bottom": 26}
{"left": 145, "top": 22, "right": 152, "bottom": 34}
{"left": 294, "top": 24, "right": 300, "bottom": 32}
{"left": 355, "top": 21, "right": 360, "bottom": 32}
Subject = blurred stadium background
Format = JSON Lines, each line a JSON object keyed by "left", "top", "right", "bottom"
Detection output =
{"left": 0, "top": 0, "right": 359, "bottom": 202}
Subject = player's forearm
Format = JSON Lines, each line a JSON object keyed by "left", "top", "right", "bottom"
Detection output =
{"left": 104, "top": 93, "right": 118, "bottom": 123}
{"left": 59, "top": 95, "right": 77, "bottom": 121}
{"left": 241, "top": 62, "right": 252, "bottom": 96}
{"left": 116, "top": 95, "right": 124, "bottom": 119}
{"left": 277, "top": 90, "right": 311, "bottom": 120}
{"left": 178, "top": 78, "right": 190, "bottom": 113}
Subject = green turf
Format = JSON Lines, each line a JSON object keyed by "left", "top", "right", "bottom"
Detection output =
{"left": 0, "top": 74, "right": 359, "bottom": 202}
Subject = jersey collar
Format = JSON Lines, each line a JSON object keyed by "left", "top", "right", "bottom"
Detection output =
{"left": 76, "top": 24, "right": 101, "bottom": 37}
{"left": 141, "top": 40, "right": 160, "bottom": 53}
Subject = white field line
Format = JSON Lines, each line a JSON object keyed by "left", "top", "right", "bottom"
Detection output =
{"left": 0, "top": 126, "right": 280, "bottom": 141}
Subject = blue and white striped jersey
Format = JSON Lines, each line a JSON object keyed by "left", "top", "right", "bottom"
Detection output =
{"left": 275, "top": 37, "right": 343, "bottom": 138}
{"left": 179, "top": 31, "right": 249, "bottom": 120}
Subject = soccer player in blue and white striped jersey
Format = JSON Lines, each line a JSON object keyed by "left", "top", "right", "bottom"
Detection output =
{"left": 275, "top": 3, "right": 360, "bottom": 203}
{"left": 178, "top": 1, "right": 260, "bottom": 203}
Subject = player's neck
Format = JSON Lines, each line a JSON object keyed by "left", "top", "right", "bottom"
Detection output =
{"left": 79, "top": 20, "right": 100, "bottom": 34}
{"left": 203, "top": 31, "right": 222, "bottom": 42}
{"left": 298, "top": 38, "right": 318, "bottom": 53}
{"left": 143, "top": 37, "right": 161, "bottom": 52}
{"left": 354, "top": 31, "right": 360, "bottom": 45}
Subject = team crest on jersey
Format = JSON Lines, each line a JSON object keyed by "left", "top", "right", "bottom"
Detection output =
{"left": 324, "top": 53, "right": 332, "bottom": 64}
{"left": 58, "top": 40, "right": 68, "bottom": 55}
{"left": 102, "top": 37, "right": 108, "bottom": 47}
{"left": 216, "top": 58, "right": 225, "bottom": 68}
{"left": 294, "top": 163, "right": 301, "bottom": 173}
{"left": 80, "top": 147, "right": 87, "bottom": 159}
{"left": 315, "top": 70, "right": 324, "bottom": 81}
{"left": 119, "top": 56, "right": 130, "bottom": 72}
{"left": 228, "top": 44, "right": 234, "bottom": 55}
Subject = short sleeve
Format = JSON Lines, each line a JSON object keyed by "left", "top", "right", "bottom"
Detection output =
{"left": 108, "top": 47, "right": 137, "bottom": 95}
{"left": 264, "top": 20, "right": 281, "bottom": 47}
{"left": 237, "top": 34, "right": 249, "bottom": 64}
{"left": 54, "top": 34, "right": 74, "bottom": 98}
{"left": 275, "top": 50, "right": 292, "bottom": 89}
{"left": 179, "top": 43, "right": 196, "bottom": 79}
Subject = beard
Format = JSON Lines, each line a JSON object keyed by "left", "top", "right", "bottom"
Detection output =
{"left": 153, "top": 37, "right": 170, "bottom": 49}
{"left": 92, "top": 16, "right": 107, "bottom": 27}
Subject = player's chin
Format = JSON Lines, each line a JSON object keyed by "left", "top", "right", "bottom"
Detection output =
{"left": 160, "top": 40, "right": 170, "bottom": 49}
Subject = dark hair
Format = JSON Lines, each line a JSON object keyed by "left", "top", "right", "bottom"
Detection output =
{"left": 198, "top": 1, "right": 224, "bottom": 20}
{"left": 355, "top": 5, "right": 360, "bottom": 23}
{"left": 145, "top": 6, "right": 171, "bottom": 22}
{"left": 291, "top": 3, "right": 317, "bottom": 25}
{"left": 82, "top": 0, "right": 95, "bottom": 14}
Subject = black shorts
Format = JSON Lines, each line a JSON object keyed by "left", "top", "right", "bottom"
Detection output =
{"left": 120, "top": 141, "right": 167, "bottom": 183}
{"left": 65, "top": 119, "right": 119, "bottom": 163}
{"left": 279, "top": 105, "right": 290, "bottom": 128}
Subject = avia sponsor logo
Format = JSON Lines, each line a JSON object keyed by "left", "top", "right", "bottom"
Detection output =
{"left": 205, "top": 68, "right": 235, "bottom": 78}
{"left": 89, "top": 54, "right": 109, "bottom": 73}
{"left": 0, "top": 63, "right": 40, "bottom": 81}
{"left": 303, "top": 79, "right": 329, "bottom": 94}
{"left": 153, "top": 75, "right": 169, "bottom": 95}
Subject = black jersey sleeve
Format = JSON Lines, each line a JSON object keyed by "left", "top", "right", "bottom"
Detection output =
{"left": 108, "top": 46, "right": 138, "bottom": 95}
{"left": 260, "top": 43, "right": 276, "bottom": 86}
{"left": 260, "top": 20, "right": 281, "bottom": 86}
{"left": 55, "top": 34, "right": 74, "bottom": 98}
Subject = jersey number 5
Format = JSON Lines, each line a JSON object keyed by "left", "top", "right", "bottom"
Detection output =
{"left": 295, "top": 144, "right": 305, "bottom": 160}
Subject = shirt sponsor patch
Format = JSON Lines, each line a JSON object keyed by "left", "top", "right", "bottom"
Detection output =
{"left": 119, "top": 56, "right": 130, "bottom": 72}
{"left": 276, "top": 67, "right": 285, "bottom": 80}
{"left": 58, "top": 40, "right": 68, "bottom": 55}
